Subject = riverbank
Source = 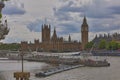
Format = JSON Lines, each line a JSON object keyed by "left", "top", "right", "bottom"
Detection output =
{"left": 92, "top": 51, "right": 120, "bottom": 56}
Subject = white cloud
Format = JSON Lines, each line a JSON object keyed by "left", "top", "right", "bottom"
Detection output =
{"left": 1, "top": 0, "right": 120, "bottom": 43}
{"left": 2, "top": 0, "right": 26, "bottom": 15}
{"left": 2, "top": 22, "right": 42, "bottom": 43}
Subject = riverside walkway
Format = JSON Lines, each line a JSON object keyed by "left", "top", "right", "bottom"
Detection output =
{"left": 0, "top": 58, "right": 9, "bottom": 60}
{"left": 25, "top": 55, "right": 82, "bottom": 65}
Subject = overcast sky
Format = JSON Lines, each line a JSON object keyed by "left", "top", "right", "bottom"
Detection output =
{"left": 1, "top": 0, "right": 120, "bottom": 43}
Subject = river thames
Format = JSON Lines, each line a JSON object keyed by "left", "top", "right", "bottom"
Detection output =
{"left": 0, "top": 57, "right": 120, "bottom": 80}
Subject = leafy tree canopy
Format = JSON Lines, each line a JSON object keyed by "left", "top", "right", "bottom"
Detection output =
{"left": 98, "top": 39, "right": 106, "bottom": 49}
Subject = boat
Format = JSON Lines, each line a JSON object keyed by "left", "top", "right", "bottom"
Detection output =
{"left": 83, "top": 59, "right": 110, "bottom": 67}
{"left": 80, "top": 51, "right": 110, "bottom": 67}
{"left": 80, "top": 43, "right": 110, "bottom": 67}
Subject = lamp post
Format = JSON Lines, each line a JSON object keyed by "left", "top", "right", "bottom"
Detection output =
{"left": 21, "top": 51, "right": 24, "bottom": 73}
{"left": 14, "top": 50, "right": 30, "bottom": 80}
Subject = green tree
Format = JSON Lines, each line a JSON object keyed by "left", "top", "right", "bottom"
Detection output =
{"left": 98, "top": 39, "right": 106, "bottom": 49}
{"left": 0, "top": 43, "right": 20, "bottom": 50}
{"left": 106, "top": 41, "right": 119, "bottom": 50}
{"left": 0, "top": 13, "right": 2, "bottom": 19}
{"left": 118, "top": 43, "right": 120, "bottom": 49}
{"left": 85, "top": 41, "right": 94, "bottom": 49}
{"left": 110, "top": 41, "right": 118, "bottom": 50}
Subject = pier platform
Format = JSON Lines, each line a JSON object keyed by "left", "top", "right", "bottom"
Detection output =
{"left": 35, "top": 65, "right": 84, "bottom": 77}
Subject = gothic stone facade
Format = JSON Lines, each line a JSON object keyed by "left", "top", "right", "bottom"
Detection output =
{"left": 81, "top": 16, "right": 89, "bottom": 50}
{"left": 21, "top": 17, "right": 89, "bottom": 52}
{"left": 93, "top": 32, "right": 120, "bottom": 44}
{"left": 21, "top": 25, "right": 81, "bottom": 52}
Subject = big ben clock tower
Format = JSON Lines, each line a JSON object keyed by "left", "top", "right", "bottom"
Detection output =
{"left": 81, "top": 16, "right": 89, "bottom": 50}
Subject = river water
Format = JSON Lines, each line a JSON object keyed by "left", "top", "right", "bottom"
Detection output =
{"left": 0, "top": 57, "right": 120, "bottom": 80}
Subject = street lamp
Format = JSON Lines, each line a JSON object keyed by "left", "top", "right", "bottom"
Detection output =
{"left": 14, "top": 50, "right": 30, "bottom": 80}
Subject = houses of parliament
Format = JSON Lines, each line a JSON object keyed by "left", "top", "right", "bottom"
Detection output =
{"left": 21, "top": 16, "right": 89, "bottom": 52}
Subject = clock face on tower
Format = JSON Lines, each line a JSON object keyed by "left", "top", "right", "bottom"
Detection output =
{"left": 85, "top": 27, "right": 88, "bottom": 31}
{"left": 81, "top": 26, "right": 88, "bottom": 31}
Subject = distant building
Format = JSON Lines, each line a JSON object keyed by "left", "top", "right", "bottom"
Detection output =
{"left": 81, "top": 16, "right": 89, "bottom": 50}
{"left": 21, "top": 17, "right": 89, "bottom": 52}
{"left": 21, "top": 25, "right": 81, "bottom": 52}
{"left": 92, "top": 33, "right": 120, "bottom": 44}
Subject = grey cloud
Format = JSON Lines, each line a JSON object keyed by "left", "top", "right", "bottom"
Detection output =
{"left": 56, "top": 21, "right": 81, "bottom": 35}
{"left": 54, "top": 11, "right": 73, "bottom": 21}
{"left": 60, "top": 23, "right": 79, "bottom": 32}
{"left": 90, "top": 20, "right": 120, "bottom": 32}
{"left": 91, "top": 25, "right": 120, "bottom": 32}
{"left": 108, "top": 6, "right": 120, "bottom": 14}
{"left": 2, "top": 1, "right": 26, "bottom": 15}
{"left": 27, "top": 19, "right": 43, "bottom": 32}
{"left": 54, "top": 0, "right": 117, "bottom": 19}
{"left": 58, "top": 6, "right": 82, "bottom": 13}
{"left": 53, "top": 0, "right": 120, "bottom": 34}
{"left": 4, "top": 37, "right": 22, "bottom": 43}
{"left": 57, "top": 1, "right": 84, "bottom": 13}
